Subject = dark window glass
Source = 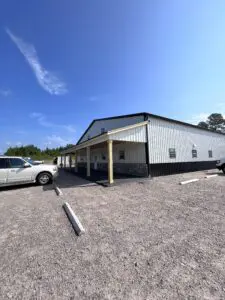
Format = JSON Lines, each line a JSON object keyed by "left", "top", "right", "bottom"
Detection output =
{"left": 101, "top": 153, "right": 106, "bottom": 160}
{"left": 9, "top": 158, "right": 25, "bottom": 168}
{"left": 169, "top": 148, "right": 176, "bottom": 158}
{"left": 101, "top": 128, "right": 106, "bottom": 134}
{"left": 208, "top": 150, "right": 213, "bottom": 158}
{"left": 119, "top": 150, "right": 125, "bottom": 160}
{"left": 0, "top": 158, "right": 7, "bottom": 169}
{"left": 192, "top": 149, "right": 197, "bottom": 158}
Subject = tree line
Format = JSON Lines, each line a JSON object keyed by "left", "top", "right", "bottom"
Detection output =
{"left": 198, "top": 113, "right": 225, "bottom": 132}
{"left": 4, "top": 144, "right": 74, "bottom": 160}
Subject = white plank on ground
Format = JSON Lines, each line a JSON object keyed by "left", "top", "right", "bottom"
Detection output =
{"left": 63, "top": 202, "right": 85, "bottom": 236}
{"left": 179, "top": 178, "right": 199, "bottom": 185}
{"left": 204, "top": 174, "right": 218, "bottom": 179}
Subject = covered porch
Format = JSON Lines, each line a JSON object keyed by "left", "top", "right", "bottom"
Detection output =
{"left": 60, "top": 121, "right": 149, "bottom": 185}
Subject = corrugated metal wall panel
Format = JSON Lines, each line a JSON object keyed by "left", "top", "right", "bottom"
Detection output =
{"left": 77, "top": 142, "right": 146, "bottom": 163}
{"left": 79, "top": 116, "right": 144, "bottom": 143}
{"left": 148, "top": 117, "right": 225, "bottom": 163}
{"left": 110, "top": 126, "right": 146, "bottom": 142}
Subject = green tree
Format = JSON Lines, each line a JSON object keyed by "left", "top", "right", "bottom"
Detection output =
{"left": 198, "top": 121, "right": 209, "bottom": 129}
{"left": 207, "top": 113, "right": 225, "bottom": 131}
{"left": 198, "top": 113, "right": 225, "bottom": 132}
{"left": 4, "top": 143, "right": 75, "bottom": 159}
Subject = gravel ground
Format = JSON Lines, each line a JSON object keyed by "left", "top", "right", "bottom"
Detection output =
{"left": 1, "top": 170, "right": 225, "bottom": 299}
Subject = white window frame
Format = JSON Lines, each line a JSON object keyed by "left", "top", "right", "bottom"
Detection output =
{"left": 169, "top": 148, "right": 176, "bottom": 159}
{"left": 119, "top": 150, "right": 125, "bottom": 160}
{"left": 192, "top": 149, "right": 197, "bottom": 158}
{"left": 208, "top": 150, "right": 213, "bottom": 158}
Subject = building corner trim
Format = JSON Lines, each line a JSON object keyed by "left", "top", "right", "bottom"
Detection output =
{"left": 144, "top": 115, "right": 151, "bottom": 177}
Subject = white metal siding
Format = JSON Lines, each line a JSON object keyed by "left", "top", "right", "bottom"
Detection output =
{"left": 77, "top": 143, "right": 146, "bottom": 163}
{"left": 79, "top": 116, "right": 144, "bottom": 143}
{"left": 110, "top": 126, "right": 146, "bottom": 142}
{"left": 148, "top": 117, "right": 225, "bottom": 163}
{"left": 58, "top": 155, "right": 70, "bottom": 166}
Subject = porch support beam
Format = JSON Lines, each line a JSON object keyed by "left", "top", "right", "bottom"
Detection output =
{"left": 69, "top": 155, "right": 72, "bottom": 168}
{"left": 108, "top": 140, "right": 114, "bottom": 184}
{"left": 87, "top": 146, "right": 91, "bottom": 177}
{"left": 75, "top": 152, "right": 78, "bottom": 172}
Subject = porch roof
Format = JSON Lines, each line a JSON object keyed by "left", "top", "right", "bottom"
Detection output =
{"left": 61, "top": 121, "right": 148, "bottom": 154}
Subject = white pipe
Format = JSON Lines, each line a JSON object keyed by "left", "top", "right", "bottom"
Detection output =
{"left": 180, "top": 178, "right": 199, "bottom": 185}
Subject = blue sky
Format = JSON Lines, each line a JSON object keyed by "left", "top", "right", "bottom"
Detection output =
{"left": 1, "top": 0, "right": 225, "bottom": 153}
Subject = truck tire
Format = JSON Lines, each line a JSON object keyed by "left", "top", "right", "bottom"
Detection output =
{"left": 37, "top": 172, "right": 52, "bottom": 185}
{"left": 222, "top": 165, "right": 225, "bottom": 174}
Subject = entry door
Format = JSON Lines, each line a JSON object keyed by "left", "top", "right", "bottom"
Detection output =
{"left": 0, "top": 158, "right": 8, "bottom": 184}
{"left": 7, "top": 158, "right": 33, "bottom": 183}
{"left": 94, "top": 156, "right": 98, "bottom": 170}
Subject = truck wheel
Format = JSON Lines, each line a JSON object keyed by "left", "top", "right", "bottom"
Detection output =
{"left": 222, "top": 165, "right": 225, "bottom": 174}
{"left": 37, "top": 172, "right": 52, "bottom": 185}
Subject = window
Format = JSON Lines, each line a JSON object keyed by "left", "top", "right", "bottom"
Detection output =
{"left": 119, "top": 150, "right": 125, "bottom": 160}
{"left": 101, "top": 153, "right": 106, "bottom": 160}
{"left": 169, "top": 148, "right": 176, "bottom": 158}
{"left": 101, "top": 128, "right": 106, "bottom": 134}
{"left": 9, "top": 158, "right": 25, "bottom": 168}
{"left": 192, "top": 149, "right": 197, "bottom": 158}
{"left": 87, "top": 135, "right": 90, "bottom": 140}
{"left": 208, "top": 150, "right": 213, "bottom": 158}
{"left": 0, "top": 158, "right": 7, "bottom": 169}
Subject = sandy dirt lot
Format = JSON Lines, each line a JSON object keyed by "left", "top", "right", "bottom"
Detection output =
{"left": 0, "top": 169, "right": 225, "bottom": 299}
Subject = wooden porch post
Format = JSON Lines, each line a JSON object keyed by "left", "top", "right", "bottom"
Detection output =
{"left": 108, "top": 140, "right": 114, "bottom": 184}
{"left": 69, "top": 155, "right": 72, "bottom": 168}
{"left": 87, "top": 146, "right": 91, "bottom": 177}
{"left": 75, "top": 152, "right": 78, "bottom": 172}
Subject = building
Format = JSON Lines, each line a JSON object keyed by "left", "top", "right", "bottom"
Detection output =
{"left": 61, "top": 112, "right": 225, "bottom": 184}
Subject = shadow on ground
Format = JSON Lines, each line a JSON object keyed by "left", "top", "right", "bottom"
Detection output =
{"left": 0, "top": 183, "right": 37, "bottom": 192}
{"left": 42, "top": 183, "right": 55, "bottom": 192}
{"left": 54, "top": 168, "right": 151, "bottom": 189}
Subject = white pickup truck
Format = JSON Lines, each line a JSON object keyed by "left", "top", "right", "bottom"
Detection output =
{"left": 0, "top": 156, "right": 58, "bottom": 187}
{"left": 216, "top": 158, "right": 225, "bottom": 174}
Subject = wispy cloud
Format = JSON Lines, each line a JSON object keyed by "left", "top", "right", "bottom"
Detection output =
{"left": 5, "top": 141, "right": 22, "bottom": 147}
{"left": 30, "top": 112, "right": 76, "bottom": 133}
{"left": 0, "top": 89, "right": 12, "bottom": 97}
{"left": 187, "top": 113, "right": 210, "bottom": 125}
{"left": 6, "top": 28, "right": 67, "bottom": 95}
{"left": 45, "top": 135, "right": 73, "bottom": 147}
{"left": 187, "top": 106, "right": 225, "bottom": 125}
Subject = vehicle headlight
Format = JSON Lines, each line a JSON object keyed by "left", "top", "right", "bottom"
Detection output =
{"left": 216, "top": 160, "right": 220, "bottom": 164}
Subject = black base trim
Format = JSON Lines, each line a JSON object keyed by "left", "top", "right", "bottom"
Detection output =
{"left": 149, "top": 161, "right": 217, "bottom": 176}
